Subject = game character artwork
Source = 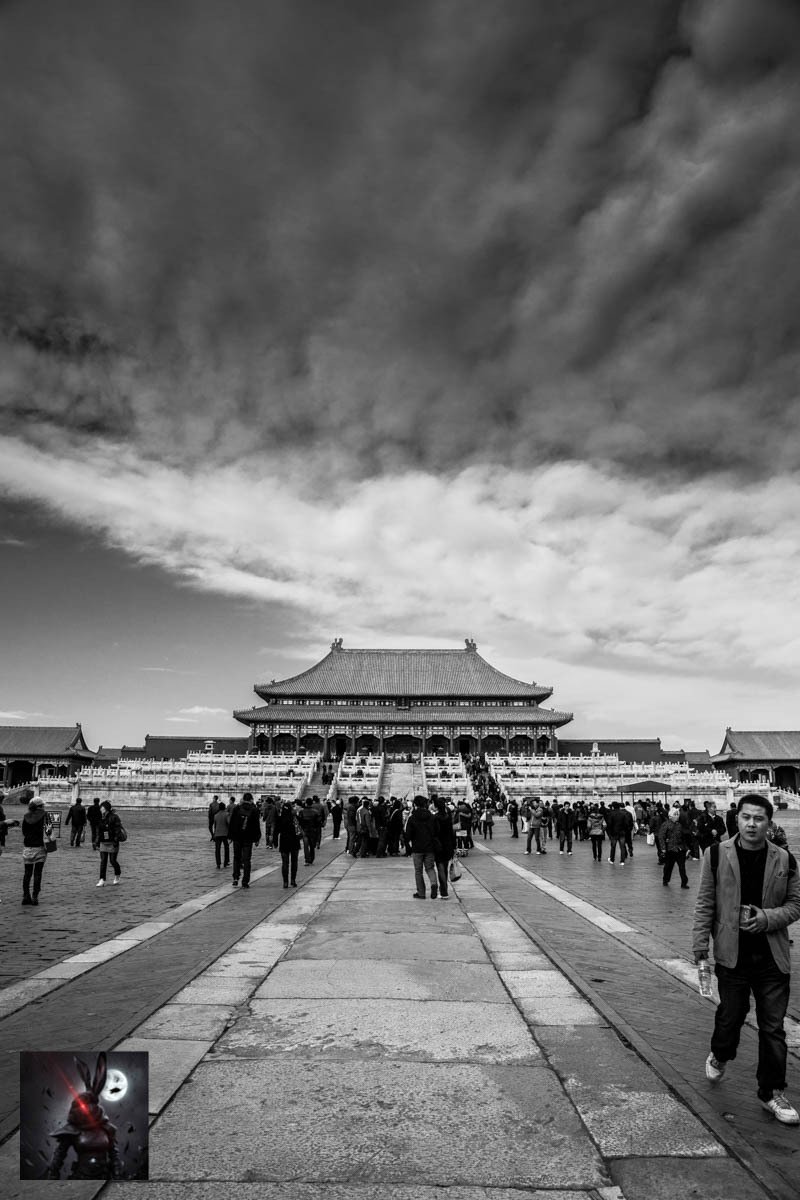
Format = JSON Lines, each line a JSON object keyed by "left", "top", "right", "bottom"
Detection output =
{"left": 19, "top": 1050, "right": 149, "bottom": 1180}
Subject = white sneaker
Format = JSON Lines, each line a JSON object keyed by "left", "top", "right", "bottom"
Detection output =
{"left": 112, "top": 877, "right": 120, "bottom": 885}
{"left": 95, "top": 879, "right": 105, "bottom": 887}
{"left": 705, "top": 1053, "right": 725, "bottom": 1083}
{"left": 761, "top": 1092, "right": 800, "bottom": 1124}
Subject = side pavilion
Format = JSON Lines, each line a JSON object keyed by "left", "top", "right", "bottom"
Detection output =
{"left": 0, "top": 724, "right": 95, "bottom": 788}
{"left": 234, "top": 639, "right": 573, "bottom": 758}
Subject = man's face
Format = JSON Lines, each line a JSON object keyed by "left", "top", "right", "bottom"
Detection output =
{"left": 737, "top": 803, "right": 770, "bottom": 848}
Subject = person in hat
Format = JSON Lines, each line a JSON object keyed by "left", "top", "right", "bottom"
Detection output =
{"left": 21, "top": 796, "right": 53, "bottom": 906}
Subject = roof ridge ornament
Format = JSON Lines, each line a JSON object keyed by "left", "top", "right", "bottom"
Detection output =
{"left": 331, "top": 637, "right": 344, "bottom": 651}
{"left": 465, "top": 638, "right": 477, "bottom": 651}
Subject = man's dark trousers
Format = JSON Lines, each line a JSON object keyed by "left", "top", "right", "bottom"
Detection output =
{"left": 233, "top": 841, "right": 254, "bottom": 885}
{"left": 663, "top": 849, "right": 688, "bottom": 885}
{"left": 713, "top": 956, "right": 790, "bottom": 1101}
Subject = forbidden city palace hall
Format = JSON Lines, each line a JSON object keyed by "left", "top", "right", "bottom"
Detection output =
{"left": 233, "top": 639, "right": 573, "bottom": 759}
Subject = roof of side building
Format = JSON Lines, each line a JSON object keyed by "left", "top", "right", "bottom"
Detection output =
{"left": 0, "top": 724, "right": 94, "bottom": 757}
{"left": 714, "top": 730, "right": 800, "bottom": 761}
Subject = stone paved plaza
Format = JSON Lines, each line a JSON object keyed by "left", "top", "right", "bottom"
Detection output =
{"left": 2, "top": 809, "right": 800, "bottom": 1199}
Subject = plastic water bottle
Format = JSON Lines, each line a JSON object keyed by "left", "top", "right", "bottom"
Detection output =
{"left": 698, "top": 960, "right": 714, "bottom": 998}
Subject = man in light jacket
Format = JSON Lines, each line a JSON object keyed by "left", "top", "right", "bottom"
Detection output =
{"left": 693, "top": 793, "right": 800, "bottom": 1125}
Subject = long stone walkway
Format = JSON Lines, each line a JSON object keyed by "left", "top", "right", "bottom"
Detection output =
{"left": 1, "top": 813, "right": 799, "bottom": 1198}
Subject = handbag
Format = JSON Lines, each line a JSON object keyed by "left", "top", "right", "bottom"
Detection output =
{"left": 116, "top": 822, "right": 128, "bottom": 843}
{"left": 449, "top": 859, "right": 462, "bottom": 882}
{"left": 45, "top": 837, "right": 58, "bottom": 853}
{"left": 646, "top": 832, "right": 655, "bottom": 846}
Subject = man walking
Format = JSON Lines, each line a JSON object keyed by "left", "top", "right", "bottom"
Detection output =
{"left": 659, "top": 804, "right": 690, "bottom": 888}
{"left": 693, "top": 793, "right": 800, "bottom": 1124}
{"left": 606, "top": 802, "right": 628, "bottom": 865}
{"left": 212, "top": 800, "right": 230, "bottom": 869}
{"left": 65, "top": 797, "right": 87, "bottom": 847}
{"left": 228, "top": 792, "right": 261, "bottom": 889}
{"left": 86, "top": 797, "right": 103, "bottom": 851}
{"left": 404, "top": 795, "right": 439, "bottom": 899}
{"left": 525, "top": 797, "right": 546, "bottom": 855}
{"left": 557, "top": 801, "right": 575, "bottom": 855}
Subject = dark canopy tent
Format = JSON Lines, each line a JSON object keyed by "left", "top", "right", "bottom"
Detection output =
{"left": 620, "top": 780, "right": 672, "bottom": 794}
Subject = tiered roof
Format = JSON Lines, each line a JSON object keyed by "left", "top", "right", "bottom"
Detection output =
{"left": 0, "top": 725, "right": 94, "bottom": 758}
{"left": 235, "top": 702, "right": 573, "bottom": 727}
{"left": 255, "top": 642, "right": 553, "bottom": 702}
{"left": 714, "top": 730, "right": 800, "bottom": 762}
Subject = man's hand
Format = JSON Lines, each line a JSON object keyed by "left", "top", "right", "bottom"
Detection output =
{"left": 740, "top": 907, "right": 768, "bottom": 934}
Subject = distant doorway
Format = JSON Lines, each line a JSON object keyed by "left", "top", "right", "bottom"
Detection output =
{"left": 300, "top": 734, "right": 324, "bottom": 754}
{"left": 7, "top": 760, "right": 34, "bottom": 786}
{"left": 775, "top": 765, "right": 799, "bottom": 791}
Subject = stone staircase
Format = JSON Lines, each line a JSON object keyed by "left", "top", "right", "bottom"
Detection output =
{"left": 380, "top": 759, "right": 427, "bottom": 801}
{"left": 299, "top": 763, "right": 328, "bottom": 803}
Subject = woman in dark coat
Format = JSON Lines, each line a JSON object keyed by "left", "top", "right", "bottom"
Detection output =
{"left": 21, "top": 796, "right": 52, "bottom": 906}
{"left": 96, "top": 801, "right": 123, "bottom": 887}
{"left": 273, "top": 800, "right": 302, "bottom": 888}
{"left": 433, "top": 797, "right": 457, "bottom": 899}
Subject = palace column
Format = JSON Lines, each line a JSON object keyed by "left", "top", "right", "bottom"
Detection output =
{"left": 504, "top": 731, "right": 511, "bottom": 754}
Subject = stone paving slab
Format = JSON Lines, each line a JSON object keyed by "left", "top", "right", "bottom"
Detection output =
{"left": 148, "top": 1059, "right": 609, "bottom": 1188}
{"left": 311, "top": 904, "right": 466, "bottom": 932}
{"left": 566, "top": 1083, "right": 726, "bottom": 1158}
{"left": 114, "top": 1037, "right": 213, "bottom": 1114}
{"left": 610, "top": 1156, "right": 773, "bottom": 1199}
{"left": 500, "top": 969, "right": 582, "bottom": 999}
{"left": 252, "top": 959, "right": 509, "bottom": 1002}
{"left": 536, "top": 1026, "right": 674, "bottom": 1093}
{"left": 217, "top": 998, "right": 542, "bottom": 1063}
{"left": 514, "top": 994, "right": 607, "bottom": 1026}
{"left": 286, "top": 931, "right": 489, "bottom": 961}
{"left": 106, "top": 1186, "right": 593, "bottom": 1200}
{"left": 490, "top": 951, "right": 553, "bottom": 970}
{"left": 133, "top": 1003, "right": 236, "bottom": 1042}
{"left": 168, "top": 977, "right": 261, "bottom": 1005}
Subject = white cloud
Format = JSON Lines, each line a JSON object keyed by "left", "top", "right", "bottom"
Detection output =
{"left": 165, "top": 716, "right": 199, "bottom": 724}
{"left": 0, "top": 709, "right": 45, "bottom": 720}
{"left": 177, "top": 706, "right": 229, "bottom": 716}
{"left": 1, "top": 433, "right": 798, "bottom": 727}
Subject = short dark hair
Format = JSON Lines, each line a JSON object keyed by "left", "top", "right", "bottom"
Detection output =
{"left": 412, "top": 794, "right": 428, "bottom": 808}
{"left": 736, "top": 792, "right": 773, "bottom": 820}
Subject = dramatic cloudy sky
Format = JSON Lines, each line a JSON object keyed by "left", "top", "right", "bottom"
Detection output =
{"left": 1, "top": 0, "right": 799, "bottom": 751}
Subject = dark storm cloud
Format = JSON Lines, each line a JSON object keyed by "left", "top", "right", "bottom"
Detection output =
{"left": 1, "top": 0, "right": 799, "bottom": 482}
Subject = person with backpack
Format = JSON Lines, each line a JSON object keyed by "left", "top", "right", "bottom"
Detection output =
{"left": 506, "top": 798, "right": 519, "bottom": 839}
{"left": 228, "top": 791, "right": 261, "bottom": 888}
{"left": 693, "top": 793, "right": 800, "bottom": 1125}
{"left": 95, "top": 801, "right": 125, "bottom": 887}
{"left": 658, "top": 805, "right": 690, "bottom": 888}
{"left": 587, "top": 801, "right": 606, "bottom": 862}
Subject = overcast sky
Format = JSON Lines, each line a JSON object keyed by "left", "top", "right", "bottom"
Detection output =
{"left": 1, "top": 0, "right": 799, "bottom": 753}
